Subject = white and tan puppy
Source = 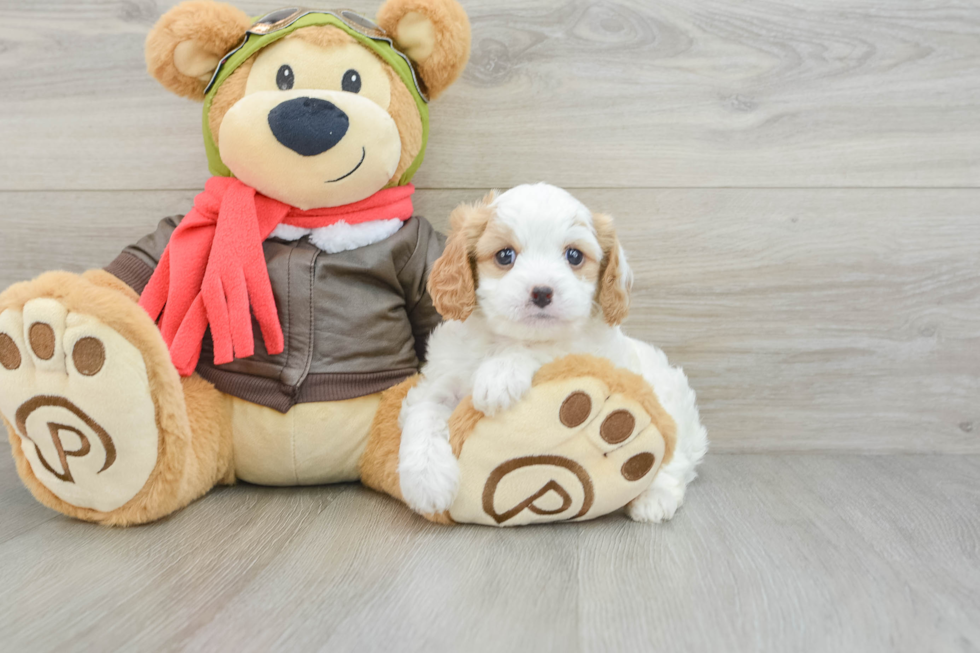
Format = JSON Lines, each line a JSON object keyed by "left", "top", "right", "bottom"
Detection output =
{"left": 398, "top": 183, "right": 708, "bottom": 521}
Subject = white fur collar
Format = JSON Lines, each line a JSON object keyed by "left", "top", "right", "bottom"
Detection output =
{"left": 270, "top": 218, "right": 404, "bottom": 254}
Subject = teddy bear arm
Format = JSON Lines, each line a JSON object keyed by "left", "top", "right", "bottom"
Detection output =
{"left": 102, "top": 215, "right": 181, "bottom": 297}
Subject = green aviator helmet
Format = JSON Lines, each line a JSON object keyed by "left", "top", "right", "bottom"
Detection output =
{"left": 201, "top": 7, "right": 430, "bottom": 186}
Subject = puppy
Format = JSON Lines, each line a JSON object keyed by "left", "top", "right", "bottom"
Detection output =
{"left": 398, "top": 183, "right": 708, "bottom": 521}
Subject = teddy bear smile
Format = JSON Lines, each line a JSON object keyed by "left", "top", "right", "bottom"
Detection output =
{"left": 325, "top": 146, "right": 366, "bottom": 183}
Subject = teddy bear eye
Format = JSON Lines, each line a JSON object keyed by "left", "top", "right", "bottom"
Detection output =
{"left": 342, "top": 69, "right": 361, "bottom": 93}
{"left": 565, "top": 248, "right": 584, "bottom": 267}
{"left": 276, "top": 64, "right": 294, "bottom": 91}
{"left": 495, "top": 248, "right": 516, "bottom": 267}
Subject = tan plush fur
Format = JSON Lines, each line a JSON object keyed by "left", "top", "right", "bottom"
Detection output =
{"left": 82, "top": 269, "right": 140, "bottom": 303}
{"left": 0, "top": 273, "right": 234, "bottom": 526}
{"left": 360, "top": 376, "right": 417, "bottom": 502}
{"left": 447, "top": 396, "right": 482, "bottom": 457}
{"left": 360, "top": 375, "right": 455, "bottom": 525}
{"left": 593, "top": 213, "right": 632, "bottom": 326}
{"left": 427, "top": 194, "right": 495, "bottom": 320}
{"left": 145, "top": 0, "right": 252, "bottom": 101}
{"left": 377, "top": 0, "right": 472, "bottom": 100}
{"left": 207, "top": 59, "right": 255, "bottom": 146}
{"left": 384, "top": 65, "right": 425, "bottom": 185}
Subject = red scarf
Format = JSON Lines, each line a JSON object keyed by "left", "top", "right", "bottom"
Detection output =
{"left": 139, "top": 177, "right": 415, "bottom": 376}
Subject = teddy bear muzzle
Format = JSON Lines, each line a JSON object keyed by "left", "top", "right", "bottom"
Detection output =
{"left": 217, "top": 88, "right": 402, "bottom": 209}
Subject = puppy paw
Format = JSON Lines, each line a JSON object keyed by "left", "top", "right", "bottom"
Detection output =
{"left": 626, "top": 473, "right": 684, "bottom": 523}
{"left": 471, "top": 356, "right": 537, "bottom": 416}
{"left": 398, "top": 435, "right": 460, "bottom": 515}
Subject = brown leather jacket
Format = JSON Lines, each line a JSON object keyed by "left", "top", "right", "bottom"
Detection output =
{"left": 106, "top": 216, "right": 445, "bottom": 412}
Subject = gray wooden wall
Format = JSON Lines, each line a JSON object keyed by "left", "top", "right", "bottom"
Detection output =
{"left": 1, "top": 0, "right": 977, "bottom": 454}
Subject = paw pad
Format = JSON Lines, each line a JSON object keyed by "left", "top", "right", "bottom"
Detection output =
{"left": 72, "top": 337, "right": 106, "bottom": 377}
{"left": 0, "top": 333, "right": 20, "bottom": 370}
{"left": 29, "top": 323, "right": 55, "bottom": 360}
{"left": 559, "top": 391, "right": 591, "bottom": 427}
{"left": 600, "top": 409, "right": 635, "bottom": 444}
{"left": 621, "top": 453, "right": 655, "bottom": 481}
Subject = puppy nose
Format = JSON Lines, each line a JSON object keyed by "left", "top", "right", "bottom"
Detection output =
{"left": 531, "top": 286, "right": 554, "bottom": 308}
{"left": 268, "top": 97, "right": 349, "bottom": 156}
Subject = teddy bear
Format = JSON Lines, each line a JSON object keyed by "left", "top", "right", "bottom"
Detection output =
{"left": 0, "top": 0, "right": 469, "bottom": 525}
{"left": 0, "top": 0, "right": 689, "bottom": 527}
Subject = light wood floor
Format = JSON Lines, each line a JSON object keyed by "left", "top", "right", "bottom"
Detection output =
{"left": 0, "top": 0, "right": 978, "bottom": 651}
{"left": 2, "top": 452, "right": 978, "bottom": 652}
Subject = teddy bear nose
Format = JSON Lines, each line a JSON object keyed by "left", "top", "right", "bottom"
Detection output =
{"left": 268, "top": 97, "right": 350, "bottom": 156}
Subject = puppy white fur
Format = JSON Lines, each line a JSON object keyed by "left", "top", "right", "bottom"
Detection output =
{"left": 398, "top": 183, "right": 708, "bottom": 521}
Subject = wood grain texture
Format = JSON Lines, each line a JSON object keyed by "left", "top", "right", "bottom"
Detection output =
{"left": 1, "top": 1, "right": 977, "bottom": 651}
{"left": 1, "top": 188, "right": 976, "bottom": 453}
{"left": 0, "top": 451, "right": 977, "bottom": 652}
{"left": 1, "top": 0, "right": 979, "bottom": 190}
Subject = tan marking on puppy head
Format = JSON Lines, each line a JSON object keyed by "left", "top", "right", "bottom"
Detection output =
{"left": 567, "top": 237, "right": 603, "bottom": 287}
{"left": 592, "top": 213, "right": 633, "bottom": 326}
{"left": 472, "top": 220, "right": 521, "bottom": 281}
{"left": 428, "top": 192, "right": 497, "bottom": 320}
{"left": 474, "top": 220, "right": 521, "bottom": 262}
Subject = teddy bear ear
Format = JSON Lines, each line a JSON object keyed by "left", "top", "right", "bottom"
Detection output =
{"left": 376, "top": 0, "right": 471, "bottom": 100}
{"left": 145, "top": 0, "right": 252, "bottom": 101}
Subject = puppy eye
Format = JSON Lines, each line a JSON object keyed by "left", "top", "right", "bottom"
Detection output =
{"left": 276, "top": 64, "right": 295, "bottom": 91}
{"left": 494, "top": 248, "right": 516, "bottom": 267}
{"left": 565, "top": 248, "right": 585, "bottom": 267}
{"left": 342, "top": 69, "right": 361, "bottom": 93}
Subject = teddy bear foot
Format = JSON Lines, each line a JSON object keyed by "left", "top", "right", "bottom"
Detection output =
{"left": 0, "top": 272, "right": 230, "bottom": 525}
{"left": 0, "top": 294, "right": 160, "bottom": 518}
{"left": 445, "top": 355, "right": 677, "bottom": 527}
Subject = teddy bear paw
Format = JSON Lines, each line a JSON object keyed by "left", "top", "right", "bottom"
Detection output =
{"left": 0, "top": 298, "right": 159, "bottom": 513}
{"left": 448, "top": 360, "right": 673, "bottom": 526}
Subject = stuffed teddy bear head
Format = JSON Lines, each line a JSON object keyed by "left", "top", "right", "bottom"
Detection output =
{"left": 146, "top": 0, "right": 470, "bottom": 210}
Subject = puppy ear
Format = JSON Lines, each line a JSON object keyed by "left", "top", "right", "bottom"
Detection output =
{"left": 428, "top": 195, "right": 494, "bottom": 321}
{"left": 376, "top": 0, "right": 471, "bottom": 100}
{"left": 593, "top": 213, "right": 634, "bottom": 326}
{"left": 145, "top": 0, "right": 252, "bottom": 101}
